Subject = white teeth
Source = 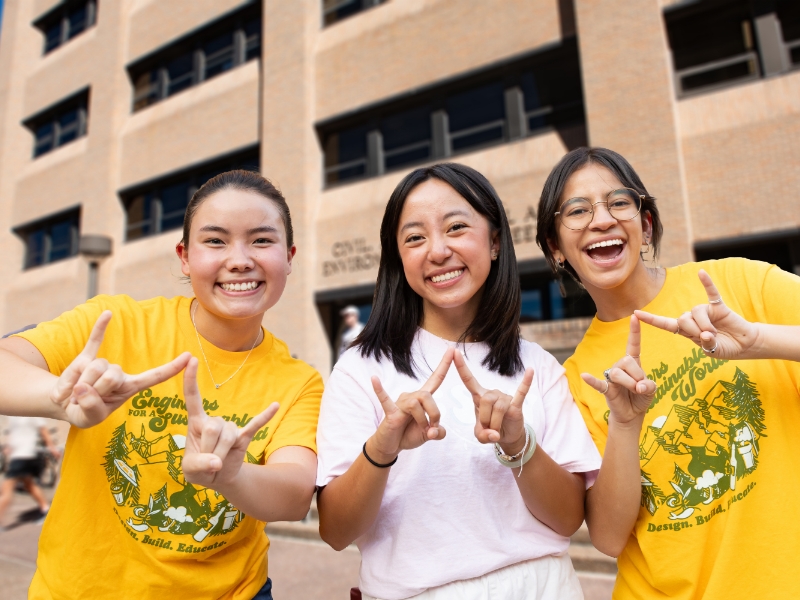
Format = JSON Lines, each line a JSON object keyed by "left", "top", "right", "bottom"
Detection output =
{"left": 222, "top": 281, "right": 258, "bottom": 291}
{"left": 431, "top": 270, "right": 463, "bottom": 283}
{"left": 587, "top": 239, "right": 623, "bottom": 251}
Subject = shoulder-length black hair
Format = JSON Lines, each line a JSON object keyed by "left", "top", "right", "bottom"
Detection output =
{"left": 535, "top": 147, "right": 663, "bottom": 286}
{"left": 356, "top": 163, "right": 523, "bottom": 377}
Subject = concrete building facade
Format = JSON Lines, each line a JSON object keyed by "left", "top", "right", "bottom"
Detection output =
{"left": 0, "top": 0, "right": 798, "bottom": 372}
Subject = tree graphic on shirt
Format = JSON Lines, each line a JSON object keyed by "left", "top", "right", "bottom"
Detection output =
{"left": 104, "top": 422, "right": 129, "bottom": 480}
{"left": 725, "top": 368, "right": 766, "bottom": 437}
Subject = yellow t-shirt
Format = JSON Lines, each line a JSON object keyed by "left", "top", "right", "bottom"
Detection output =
{"left": 565, "top": 259, "right": 800, "bottom": 600}
{"left": 16, "top": 295, "right": 322, "bottom": 600}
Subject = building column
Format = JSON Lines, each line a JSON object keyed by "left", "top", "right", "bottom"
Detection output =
{"left": 574, "top": 0, "right": 693, "bottom": 267}
{"left": 261, "top": 0, "right": 331, "bottom": 372}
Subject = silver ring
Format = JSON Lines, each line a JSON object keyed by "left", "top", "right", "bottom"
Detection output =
{"left": 701, "top": 341, "right": 718, "bottom": 354}
{"left": 674, "top": 324, "right": 682, "bottom": 335}
{"left": 601, "top": 380, "right": 609, "bottom": 394}
{"left": 708, "top": 298, "right": 723, "bottom": 304}
{"left": 604, "top": 368, "right": 612, "bottom": 382}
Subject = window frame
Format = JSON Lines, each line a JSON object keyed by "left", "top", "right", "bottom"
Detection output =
{"left": 118, "top": 146, "right": 260, "bottom": 242}
{"left": 23, "top": 88, "right": 90, "bottom": 159}
{"left": 33, "top": 0, "right": 97, "bottom": 55}
{"left": 13, "top": 207, "right": 82, "bottom": 270}
{"left": 127, "top": 5, "right": 261, "bottom": 113}
{"left": 316, "top": 39, "right": 586, "bottom": 188}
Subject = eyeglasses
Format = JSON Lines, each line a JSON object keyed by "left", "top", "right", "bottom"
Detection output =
{"left": 555, "top": 188, "right": 645, "bottom": 231}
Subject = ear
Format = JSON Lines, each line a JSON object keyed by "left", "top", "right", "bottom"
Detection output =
{"left": 490, "top": 230, "right": 501, "bottom": 255}
{"left": 642, "top": 211, "right": 654, "bottom": 244}
{"left": 546, "top": 238, "right": 564, "bottom": 264}
{"left": 285, "top": 245, "right": 297, "bottom": 275}
{"left": 176, "top": 241, "right": 191, "bottom": 277}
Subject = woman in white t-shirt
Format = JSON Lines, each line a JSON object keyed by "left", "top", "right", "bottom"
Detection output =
{"left": 316, "top": 163, "right": 601, "bottom": 600}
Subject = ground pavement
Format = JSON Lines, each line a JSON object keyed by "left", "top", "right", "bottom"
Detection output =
{"left": 0, "top": 489, "right": 614, "bottom": 599}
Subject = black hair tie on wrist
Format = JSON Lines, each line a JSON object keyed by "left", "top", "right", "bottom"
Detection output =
{"left": 362, "top": 442, "right": 398, "bottom": 468}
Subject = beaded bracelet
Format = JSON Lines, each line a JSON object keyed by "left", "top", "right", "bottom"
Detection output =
{"left": 494, "top": 424, "right": 537, "bottom": 477}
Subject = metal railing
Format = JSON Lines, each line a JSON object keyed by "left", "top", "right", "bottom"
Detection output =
{"left": 674, "top": 51, "right": 760, "bottom": 97}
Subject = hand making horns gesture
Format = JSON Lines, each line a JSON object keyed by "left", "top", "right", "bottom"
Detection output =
{"left": 453, "top": 349, "right": 534, "bottom": 449}
{"left": 581, "top": 315, "right": 656, "bottom": 426}
{"left": 181, "top": 357, "right": 280, "bottom": 489}
{"left": 51, "top": 311, "right": 192, "bottom": 429}
{"left": 369, "top": 347, "right": 453, "bottom": 459}
{"left": 635, "top": 269, "right": 759, "bottom": 361}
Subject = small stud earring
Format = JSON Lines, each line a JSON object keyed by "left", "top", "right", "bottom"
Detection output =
{"left": 491, "top": 250, "right": 498, "bottom": 260}
{"left": 557, "top": 258, "right": 564, "bottom": 268}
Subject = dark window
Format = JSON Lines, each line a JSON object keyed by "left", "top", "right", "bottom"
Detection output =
{"left": 315, "top": 284, "right": 375, "bottom": 367}
{"left": 695, "top": 232, "right": 800, "bottom": 275}
{"left": 318, "top": 41, "right": 585, "bottom": 187}
{"left": 777, "top": 0, "right": 800, "bottom": 67}
{"left": 34, "top": 0, "right": 97, "bottom": 55}
{"left": 382, "top": 105, "right": 432, "bottom": 170}
{"left": 665, "top": 0, "right": 800, "bottom": 96}
{"left": 447, "top": 82, "right": 506, "bottom": 153}
{"left": 120, "top": 147, "right": 259, "bottom": 241}
{"left": 324, "top": 125, "right": 369, "bottom": 185}
{"left": 23, "top": 89, "right": 89, "bottom": 158}
{"left": 13, "top": 208, "right": 81, "bottom": 269}
{"left": 519, "top": 269, "right": 595, "bottom": 324}
{"left": 322, "top": 0, "right": 386, "bottom": 27}
{"left": 127, "top": 5, "right": 262, "bottom": 112}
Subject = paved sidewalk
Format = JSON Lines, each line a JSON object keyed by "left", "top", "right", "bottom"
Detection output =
{"left": 0, "top": 490, "right": 612, "bottom": 599}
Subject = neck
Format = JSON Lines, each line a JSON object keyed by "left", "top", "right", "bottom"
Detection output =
{"left": 420, "top": 295, "right": 480, "bottom": 343}
{"left": 191, "top": 300, "right": 264, "bottom": 352}
{"left": 587, "top": 262, "right": 666, "bottom": 322}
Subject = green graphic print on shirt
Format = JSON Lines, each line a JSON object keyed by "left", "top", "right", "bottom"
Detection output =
{"left": 638, "top": 348, "right": 765, "bottom": 530}
{"left": 102, "top": 388, "right": 270, "bottom": 552}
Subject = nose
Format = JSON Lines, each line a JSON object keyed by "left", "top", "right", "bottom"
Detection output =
{"left": 588, "top": 200, "right": 617, "bottom": 230}
{"left": 226, "top": 241, "right": 256, "bottom": 271}
{"left": 427, "top": 232, "right": 452, "bottom": 264}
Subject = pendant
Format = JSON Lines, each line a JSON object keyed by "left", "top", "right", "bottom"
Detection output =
{"left": 215, "top": 384, "right": 221, "bottom": 389}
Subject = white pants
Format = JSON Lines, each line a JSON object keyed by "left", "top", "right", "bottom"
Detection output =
{"left": 361, "top": 553, "right": 584, "bottom": 600}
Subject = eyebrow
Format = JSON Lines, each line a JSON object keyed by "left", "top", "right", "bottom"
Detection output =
{"left": 197, "top": 225, "right": 279, "bottom": 235}
{"left": 399, "top": 209, "right": 471, "bottom": 232}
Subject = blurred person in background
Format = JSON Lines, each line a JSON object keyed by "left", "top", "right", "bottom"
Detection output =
{"left": 0, "top": 416, "right": 60, "bottom": 526}
{"left": 338, "top": 305, "right": 365, "bottom": 359}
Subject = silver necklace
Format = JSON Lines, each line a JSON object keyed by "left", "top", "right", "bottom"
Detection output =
{"left": 190, "top": 301, "right": 260, "bottom": 389}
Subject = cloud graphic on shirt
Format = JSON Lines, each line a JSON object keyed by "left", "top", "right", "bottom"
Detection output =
{"left": 165, "top": 506, "right": 193, "bottom": 523}
{"left": 694, "top": 470, "right": 723, "bottom": 490}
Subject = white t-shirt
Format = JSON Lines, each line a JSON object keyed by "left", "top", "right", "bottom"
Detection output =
{"left": 316, "top": 329, "right": 601, "bottom": 600}
{"left": 6, "top": 416, "right": 45, "bottom": 459}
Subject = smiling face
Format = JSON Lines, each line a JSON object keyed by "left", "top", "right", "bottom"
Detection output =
{"left": 550, "top": 163, "right": 652, "bottom": 293}
{"left": 396, "top": 178, "right": 499, "bottom": 324}
{"left": 176, "top": 188, "right": 295, "bottom": 322}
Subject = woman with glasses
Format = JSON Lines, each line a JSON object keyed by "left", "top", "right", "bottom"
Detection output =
{"left": 535, "top": 146, "right": 800, "bottom": 599}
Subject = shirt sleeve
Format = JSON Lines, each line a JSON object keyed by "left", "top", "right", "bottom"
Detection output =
{"left": 315, "top": 362, "right": 382, "bottom": 488}
{"left": 265, "top": 370, "right": 324, "bottom": 459}
{"left": 760, "top": 264, "right": 800, "bottom": 326}
{"left": 534, "top": 348, "right": 602, "bottom": 488}
{"left": 13, "top": 297, "right": 110, "bottom": 375}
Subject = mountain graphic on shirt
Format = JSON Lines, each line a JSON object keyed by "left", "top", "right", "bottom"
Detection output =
{"left": 638, "top": 367, "right": 764, "bottom": 520}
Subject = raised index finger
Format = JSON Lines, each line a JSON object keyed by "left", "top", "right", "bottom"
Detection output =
{"left": 420, "top": 347, "right": 454, "bottom": 394}
{"left": 183, "top": 357, "right": 207, "bottom": 422}
{"left": 81, "top": 311, "right": 112, "bottom": 359}
{"left": 698, "top": 270, "right": 723, "bottom": 305}
{"left": 626, "top": 314, "right": 642, "bottom": 365}
{"left": 453, "top": 349, "right": 485, "bottom": 397}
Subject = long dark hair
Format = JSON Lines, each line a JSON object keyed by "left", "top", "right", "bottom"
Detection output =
{"left": 535, "top": 147, "right": 663, "bottom": 286}
{"left": 356, "top": 163, "right": 523, "bottom": 377}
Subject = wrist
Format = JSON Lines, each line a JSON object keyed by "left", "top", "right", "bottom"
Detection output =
{"left": 365, "top": 436, "right": 399, "bottom": 466}
{"left": 498, "top": 431, "right": 527, "bottom": 457}
{"left": 608, "top": 413, "right": 645, "bottom": 435}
